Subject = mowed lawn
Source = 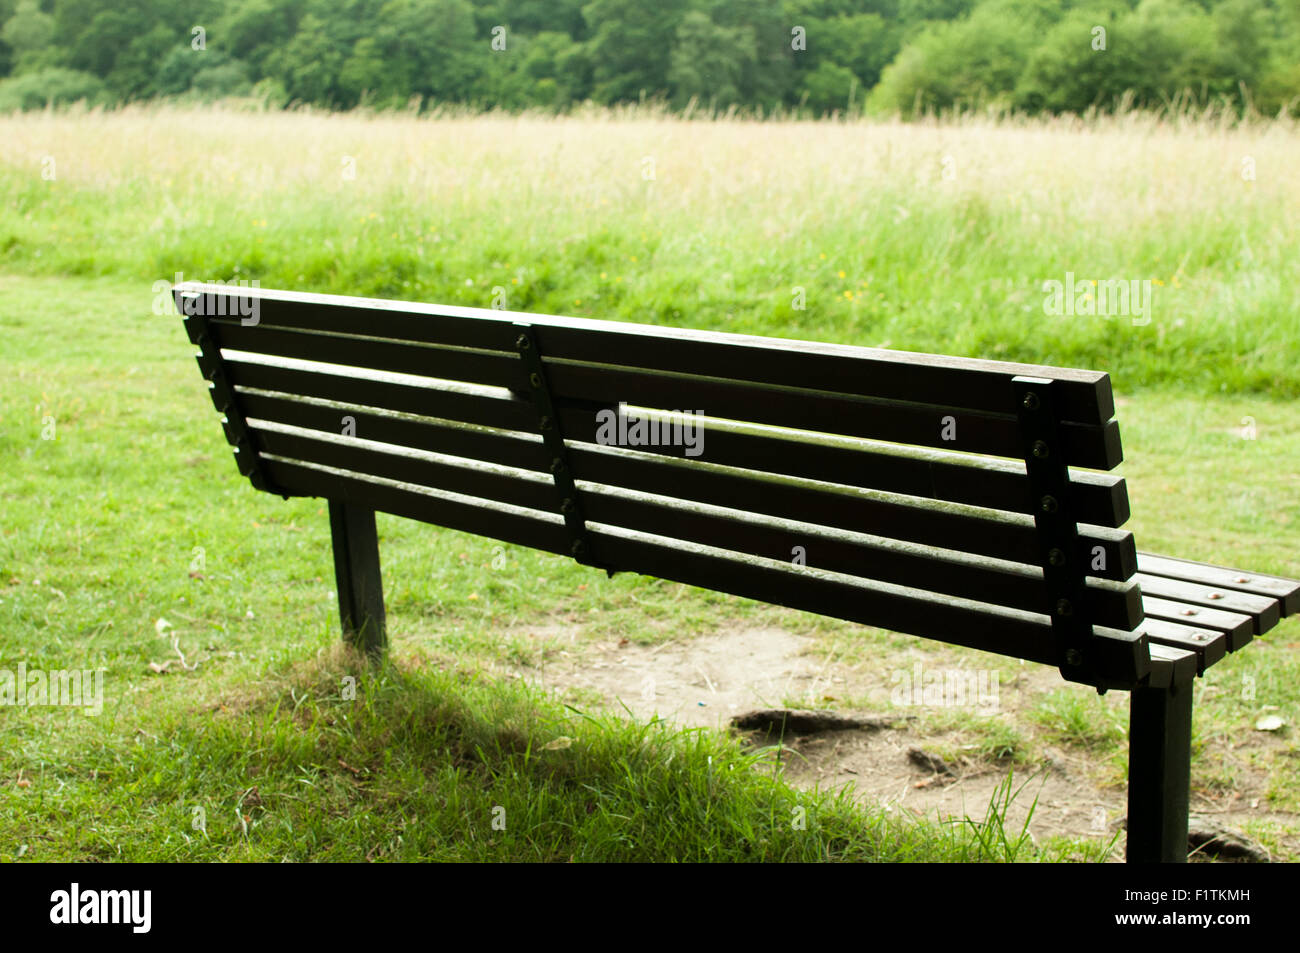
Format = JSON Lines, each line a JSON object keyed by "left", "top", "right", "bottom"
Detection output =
{"left": 1, "top": 106, "right": 1298, "bottom": 861}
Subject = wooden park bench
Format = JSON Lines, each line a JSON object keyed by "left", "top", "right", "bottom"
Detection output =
{"left": 173, "top": 282, "right": 1298, "bottom": 863}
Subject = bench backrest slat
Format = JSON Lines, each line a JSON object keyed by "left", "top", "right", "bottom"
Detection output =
{"left": 208, "top": 315, "right": 1121, "bottom": 469}
{"left": 259, "top": 451, "right": 1150, "bottom": 688}
{"left": 196, "top": 287, "right": 1115, "bottom": 424}
{"left": 178, "top": 283, "right": 1147, "bottom": 686}
{"left": 228, "top": 358, "right": 1131, "bottom": 529}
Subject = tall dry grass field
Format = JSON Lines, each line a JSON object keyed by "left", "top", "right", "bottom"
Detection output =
{"left": 2, "top": 103, "right": 1298, "bottom": 392}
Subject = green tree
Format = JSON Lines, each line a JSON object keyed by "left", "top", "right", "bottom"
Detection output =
{"left": 793, "top": 12, "right": 898, "bottom": 93}
{"left": 2, "top": 0, "right": 56, "bottom": 72}
{"left": 870, "top": 3, "right": 1038, "bottom": 114}
{"left": 275, "top": 13, "right": 345, "bottom": 104}
{"left": 668, "top": 11, "right": 757, "bottom": 108}
{"left": 800, "top": 60, "right": 860, "bottom": 112}
{"left": 339, "top": 36, "right": 400, "bottom": 105}
{"left": 583, "top": 0, "right": 691, "bottom": 103}
{"left": 108, "top": 23, "right": 177, "bottom": 98}
{"left": 218, "top": 0, "right": 301, "bottom": 80}
{"left": 373, "top": 0, "right": 480, "bottom": 105}
{"left": 518, "top": 30, "right": 587, "bottom": 105}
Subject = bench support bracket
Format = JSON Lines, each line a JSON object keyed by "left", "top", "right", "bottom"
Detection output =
{"left": 1126, "top": 674, "right": 1193, "bottom": 862}
{"left": 513, "top": 323, "right": 610, "bottom": 573}
{"left": 1013, "top": 376, "right": 1100, "bottom": 688}
{"left": 329, "top": 501, "right": 387, "bottom": 659}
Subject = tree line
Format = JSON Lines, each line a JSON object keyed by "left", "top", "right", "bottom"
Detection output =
{"left": 2, "top": 0, "right": 1298, "bottom": 116}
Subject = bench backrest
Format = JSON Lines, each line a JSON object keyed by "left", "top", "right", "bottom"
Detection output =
{"left": 175, "top": 283, "right": 1149, "bottom": 688}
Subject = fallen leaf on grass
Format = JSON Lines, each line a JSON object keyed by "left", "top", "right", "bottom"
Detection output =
{"left": 542, "top": 736, "right": 574, "bottom": 751}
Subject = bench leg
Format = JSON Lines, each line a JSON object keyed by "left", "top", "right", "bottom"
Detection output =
{"left": 329, "top": 501, "right": 387, "bottom": 659}
{"left": 1126, "top": 677, "right": 1193, "bottom": 862}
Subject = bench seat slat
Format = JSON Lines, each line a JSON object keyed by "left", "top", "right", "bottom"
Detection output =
{"left": 207, "top": 320, "right": 1122, "bottom": 469}
{"left": 1143, "top": 643, "right": 1199, "bottom": 689}
{"left": 1137, "top": 552, "right": 1300, "bottom": 616}
{"left": 179, "top": 284, "right": 1116, "bottom": 425}
{"left": 1133, "top": 573, "right": 1280, "bottom": 635}
{"left": 1139, "top": 596, "right": 1254, "bottom": 651}
{"left": 1139, "top": 619, "right": 1227, "bottom": 675}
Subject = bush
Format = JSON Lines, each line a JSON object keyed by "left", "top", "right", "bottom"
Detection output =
{"left": 0, "top": 68, "right": 107, "bottom": 111}
{"left": 868, "top": 2, "right": 1040, "bottom": 115}
{"left": 191, "top": 61, "right": 253, "bottom": 100}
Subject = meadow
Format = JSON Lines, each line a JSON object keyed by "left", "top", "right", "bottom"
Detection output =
{"left": 1, "top": 103, "right": 1297, "bottom": 861}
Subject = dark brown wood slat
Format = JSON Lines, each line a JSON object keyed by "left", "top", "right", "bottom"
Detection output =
{"left": 216, "top": 351, "right": 1130, "bottom": 527}
{"left": 238, "top": 391, "right": 549, "bottom": 472}
{"left": 1143, "top": 643, "right": 1198, "bottom": 689}
{"left": 261, "top": 457, "right": 568, "bottom": 554}
{"left": 561, "top": 400, "right": 1138, "bottom": 564}
{"left": 1134, "top": 573, "right": 1280, "bottom": 635}
{"left": 246, "top": 413, "right": 1134, "bottom": 578}
{"left": 252, "top": 428, "right": 559, "bottom": 514}
{"left": 542, "top": 362, "right": 1123, "bottom": 470}
{"left": 211, "top": 321, "right": 522, "bottom": 389}
{"left": 1141, "top": 596, "right": 1253, "bottom": 651}
{"left": 1140, "top": 618, "right": 1227, "bottom": 675}
{"left": 206, "top": 317, "right": 1120, "bottom": 470}
{"left": 223, "top": 359, "right": 537, "bottom": 432}
{"left": 558, "top": 407, "right": 1130, "bottom": 528}
{"left": 566, "top": 444, "right": 1136, "bottom": 582}
{"left": 585, "top": 531, "right": 1150, "bottom": 689}
{"left": 569, "top": 438, "right": 1129, "bottom": 533}
{"left": 531, "top": 323, "right": 1115, "bottom": 425}
{"left": 576, "top": 488, "right": 1143, "bottom": 629}
{"left": 176, "top": 283, "right": 1115, "bottom": 424}
{"left": 1137, "top": 553, "right": 1300, "bottom": 616}
{"left": 255, "top": 453, "right": 1149, "bottom": 687}
{"left": 234, "top": 391, "right": 1135, "bottom": 578}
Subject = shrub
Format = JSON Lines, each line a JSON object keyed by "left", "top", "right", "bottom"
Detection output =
{"left": 0, "top": 67, "right": 107, "bottom": 111}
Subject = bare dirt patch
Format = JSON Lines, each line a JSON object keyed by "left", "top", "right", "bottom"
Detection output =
{"left": 506, "top": 621, "right": 1296, "bottom": 860}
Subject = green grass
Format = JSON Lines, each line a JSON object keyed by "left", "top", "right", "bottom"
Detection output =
{"left": 1, "top": 273, "right": 1102, "bottom": 861}
{"left": 3, "top": 644, "right": 987, "bottom": 862}
{"left": 2, "top": 106, "right": 1298, "bottom": 861}
{"left": 1029, "top": 690, "right": 1127, "bottom": 751}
